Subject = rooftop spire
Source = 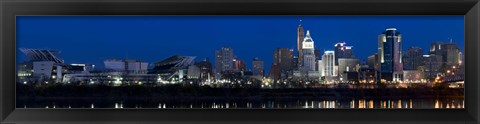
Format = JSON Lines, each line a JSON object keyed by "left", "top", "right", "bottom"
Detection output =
{"left": 303, "top": 30, "right": 313, "bottom": 42}
{"left": 305, "top": 30, "right": 311, "bottom": 38}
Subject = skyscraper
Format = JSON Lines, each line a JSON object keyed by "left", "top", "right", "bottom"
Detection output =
{"left": 273, "top": 48, "right": 294, "bottom": 72}
{"left": 269, "top": 64, "right": 281, "bottom": 80}
{"left": 233, "top": 57, "right": 246, "bottom": 72}
{"left": 378, "top": 28, "right": 403, "bottom": 82}
{"left": 297, "top": 20, "right": 305, "bottom": 68}
{"left": 403, "top": 47, "right": 424, "bottom": 70}
{"left": 215, "top": 47, "right": 234, "bottom": 73}
{"left": 429, "top": 42, "right": 462, "bottom": 67}
{"left": 334, "top": 42, "right": 353, "bottom": 65}
{"left": 421, "top": 54, "right": 442, "bottom": 79}
{"left": 252, "top": 57, "right": 264, "bottom": 77}
{"left": 302, "top": 30, "right": 316, "bottom": 72}
{"left": 314, "top": 49, "right": 322, "bottom": 71}
{"left": 292, "top": 55, "right": 299, "bottom": 69}
{"left": 322, "top": 51, "right": 335, "bottom": 77}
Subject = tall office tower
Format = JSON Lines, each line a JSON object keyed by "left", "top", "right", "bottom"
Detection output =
{"left": 314, "top": 49, "right": 322, "bottom": 71}
{"left": 378, "top": 28, "right": 403, "bottom": 82}
{"left": 334, "top": 42, "right": 354, "bottom": 65}
{"left": 429, "top": 42, "right": 462, "bottom": 67}
{"left": 194, "top": 58, "right": 213, "bottom": 80}
{"left": 273, "top": 48, "right": 294, "bottom": 72}
{"left": 269, "top": 64, "right": 281, "bottom": 80}
{"left": 403, "top": 47, "right": 424, "bottom": 70}
{"left": 215, "top": 47, "right": 234, "bottom": 73}
{"left": 252, "top": 57, "right": 264, "bottom": 77}
{"left": 421, "top": 54, "right": 442, "bottom": 79}
{"left": 292, "top": 55, "right": 299, "bottom": 69}
{"left": 322, "top": 51, "right": 335, "bottom": 77}
{"left": 302, "top": 30, "right": 316, "bottom": 72}
{"left": 297, "top": 20, "right": 305, "bottom": 67}
{"left": 233, "top": 57, "right": 246, "bottom": 72}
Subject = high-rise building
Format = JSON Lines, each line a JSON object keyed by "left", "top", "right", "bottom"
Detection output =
{"left": 378, "top": 28, "right": 403, "bottom": 82}
{"left": 429, "top": 42, "right": 462, "bottom": 67}
{"left": 233, "top": 57, "right": 246, "bottom": 72}
{"left": 314, "top": 49, "right": 322, "bottom": 71}
{"left": 297, "top": 20, "right": 305, "bottom": 67}
{"left": 322, "top": 51, "right": 335, "bottom": 77}
{"left": 292, "top": 55, "right": 299, "bottom": 70}
{"left": 273, "top": 48, "right": 294, "bottom": 72}
{"left": 334, "top": 42, "right": 353, "bottom": 65}
{"left": 302, "top": 30, "right": 316, "bottom": 72}
{"left": 268, "top": 64, "right": 281, "bottom": 80}
{"left": 252, "top": 57, "right": 264, "bottom": 77}
{"left": 421, "top": 54, "right": 442, "bottom": 79}
{"left": 215, "top": 47, "right": 235, "bottom": 73}
{"left": 403, "top": 47, "right": 424, "bottom": 70}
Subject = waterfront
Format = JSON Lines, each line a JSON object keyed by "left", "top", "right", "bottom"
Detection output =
{"left": 16, "top": 16, "right": 465, "bottom": 109}
{"left": 17, "top": 98, "right": 464, "bottom": 109}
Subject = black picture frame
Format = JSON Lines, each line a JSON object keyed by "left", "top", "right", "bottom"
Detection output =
{"left": 1, "top": 0, "right": 479, "bottom": 124}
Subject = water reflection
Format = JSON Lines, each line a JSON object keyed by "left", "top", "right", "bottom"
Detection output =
{"left": 17, "top": 98, "right": 464, "bottom": 109}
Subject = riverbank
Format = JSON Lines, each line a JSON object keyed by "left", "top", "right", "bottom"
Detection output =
{"left": 16, "top": 84, "right": 464, "bottom": 100}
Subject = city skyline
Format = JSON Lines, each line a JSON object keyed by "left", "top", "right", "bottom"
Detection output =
{"left": 16, "top": 16, "right": 464, "bottom": 73}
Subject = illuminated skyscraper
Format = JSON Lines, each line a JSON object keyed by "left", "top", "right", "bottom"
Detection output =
{"left": 334, "top": 42, "right": 353, "bottom": 65}
{"left": 378, "top": 28, "right": 403, "bottom": 82}
{"left": 297, "top": 20, "right": 304, "bottom": 67}
{"left": 322, "top": 51, "right": 335, "bottom": 77}
{"left": 302, "top": 30, "right": 316, "bottom": 72}
{"left": 215, "top": 47, "right": 234, "bottom": 73}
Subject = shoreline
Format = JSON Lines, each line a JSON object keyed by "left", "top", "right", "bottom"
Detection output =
{"left": 16, "top": 84, "right": 465, "bottom": 100}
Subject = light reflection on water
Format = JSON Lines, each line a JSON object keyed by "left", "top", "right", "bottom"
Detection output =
{"left": 17, "top": 98, "right": 464, "bottom": 109}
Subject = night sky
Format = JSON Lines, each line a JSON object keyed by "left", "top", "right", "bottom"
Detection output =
{"left": 16, "top": 16, "right": 464, "bottom": 73}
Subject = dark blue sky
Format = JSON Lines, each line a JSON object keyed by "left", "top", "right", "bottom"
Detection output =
{"left": 17, "top": 16, "right": 464, "bottom": 73}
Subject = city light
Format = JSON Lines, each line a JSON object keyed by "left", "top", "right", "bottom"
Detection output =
{"left": 16, "top": 17, "right": 464, "bottom": 109}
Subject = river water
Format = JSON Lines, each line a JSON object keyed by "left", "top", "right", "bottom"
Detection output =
{"left": 16, "top": 98, "right": 464, "bottom": 109}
